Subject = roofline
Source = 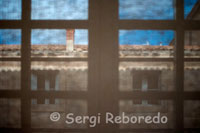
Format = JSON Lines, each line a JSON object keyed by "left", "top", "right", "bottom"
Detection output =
{"left": 1, "top": 45, "right": 200, "bottom": 51}
{"left": 186, "top": 0, "right": 200, "bottom": 19}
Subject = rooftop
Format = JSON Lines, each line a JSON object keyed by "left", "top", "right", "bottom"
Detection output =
{"left": 1, "top": 45, "right": 200, "bottom": 58}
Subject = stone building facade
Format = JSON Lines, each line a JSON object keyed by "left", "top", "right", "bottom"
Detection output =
{"left": 0, "top": 43, "right": 200, "bottom": 128}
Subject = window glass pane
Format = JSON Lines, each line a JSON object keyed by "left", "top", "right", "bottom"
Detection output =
{"left": 31, "top": 61, "right": 88, "bottom": 91}
{"left": 184, "top": 0, "right": 200, "bottom": 20}
{"left": 184, "top": 30, "right": 200, "bottom": 91}
{"left": 31, "top": 99, "right": 87, "bottom": 128}
{"left": 119, "top": 30, "right": 175, "bottom": 46}
{"left": 119, "top": 62, "right": 174, "bottom": 91}
{"left": 31, "top": 0, "right": 88, "bottom": 20}
{"left": 0, "top": 29, "right": 21, "bottom": 57}
{"left": 0, "top": 62, "right": 21, "bottom": 90}
{"left": 184, "top": 30, "right": 200, "bottom": 58}
{"left": 184, "top": 62, "right": 200, "bottom": 91}
{"left": 0, "top": 99, "right": 21, "bottom": 128}
{"left": 31, "top": 29, "right": 88, "bottom": 57}
{"left": 119, "top": 100, "right": 174, "bottom": 129}
{"left": 119, "top": 0, "right": 175, "bottom": 20}
{"left": 184, "top": 100, "right": 200, "bottom": 128}
{"left": 0, "top": 0, "right": 21, "bottom": 20}
{"left": 119, "top": 30, "right": 175, "bottom": 92}
{"left": 119, "top": 30, "right": 175, "bottom": 58}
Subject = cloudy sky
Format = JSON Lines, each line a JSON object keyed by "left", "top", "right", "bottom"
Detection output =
{"left": 0, "top": 0, "right": 199, "bottom": 45}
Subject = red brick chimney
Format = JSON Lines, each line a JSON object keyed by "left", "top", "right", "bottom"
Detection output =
{"left": 66, "top": 29, "right": 75, "bottom": 51}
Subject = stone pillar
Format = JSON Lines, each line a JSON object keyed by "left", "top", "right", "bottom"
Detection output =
{"left": 66, "top": 29, "right": 75, "bottom": 51}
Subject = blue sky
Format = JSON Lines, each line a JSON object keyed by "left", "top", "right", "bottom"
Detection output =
{"left": 119, "top": 0, "right": 175, "bottom": 20}
{"left": 119, "top": 30, "right": 174, "bottom": 45}
{"left": 0, "top": 0, "right": 199, "bottom": 45}
{"left": 32, "top": 0, "right": 88, "bottom": 20}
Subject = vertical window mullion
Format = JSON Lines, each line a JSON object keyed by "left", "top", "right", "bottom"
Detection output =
{"left": 175, "top": 0, "right": 184, "bottom": 132}
{"left": 98, "top": 0, "right": 119, "bottom": 132}
{"left": 88, "top": 0, "right": 119, "bottom": 132}
{"left": 88, "top": 0, "right": 101, "bottom": 133}
{"left": 21, "top": 0, "right": 31, "bottom": 132}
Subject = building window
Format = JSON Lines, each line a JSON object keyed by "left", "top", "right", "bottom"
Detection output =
{"left": 132, "top": 70, "right": 161, "bottom": 105}
{"left": 31, "top": 70, "right": 59, "bottom": 104}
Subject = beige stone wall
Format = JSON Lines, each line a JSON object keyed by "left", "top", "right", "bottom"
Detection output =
{"left": 185, "top": 31, "right": 200, "bottom": 45}
{"left": 184, "top": 101, "right": 200, "bottom": 128}
{"left": 0, "top": 99, "right": 21, "bottom": 128}
{"left": 0, "top": 71, "right": 20, "bottom": 90}
{"left": 184, "top": 70, "right": 200, "bottom": 91}
{"left": 59, "top": 69, "right": 87, "bottom": 91}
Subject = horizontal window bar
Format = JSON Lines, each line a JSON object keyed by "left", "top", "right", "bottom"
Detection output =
{"left": 0, "top": 58, "right": 21, "bottom": 61}
{"left": 120, "top": 128, "right": 174, "bottom": 132}
{"left": 120, "top": 128, "right": 200, "bottom": 132}
{"left": 30, "top": 91, "right": 88, "bottom": 99}
{"left": 30, "top": 21, "right": 89, "bottom": 29}
{"left": 119, "top": 92, "right": 200, "bottom": 100}
{"left": 0, "top": 90, "right": 88, "bottom": 99}
{"left": 0, "top": 128, "right": 87, "bottom": 132}
{"left": 1, "top": 20, "right": 200, "bottom": 29}
{"left": 184, "top": 58, "right": 200, "bottom": 62}
{"left": 1, "top": 127, "right": 199, "bottom": 132}
{"left": 0, "top": 20, "right": 89, "bottom": 29}
{"left": 0, "top": 128, "right": 22, "bottom": 133}
{"left": 183, "top": 92, "right": 200, "bottom": 100}
{"left": 32, "top": 128, "right": 88, "bottom": 132}
{"left": 0, "top": 91, "right": 199, "bottom": 100}
{"left": 0, "top": 21, "right": 23, "bottom": 28}
{"left": 184, "top": 21, "right": 200, "bottom": 30}
{"left": 118, "top": 92, "right": 176, "bottom": 100}
{"left": 0, "top": 90, "right": 21, "bottom": 98}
